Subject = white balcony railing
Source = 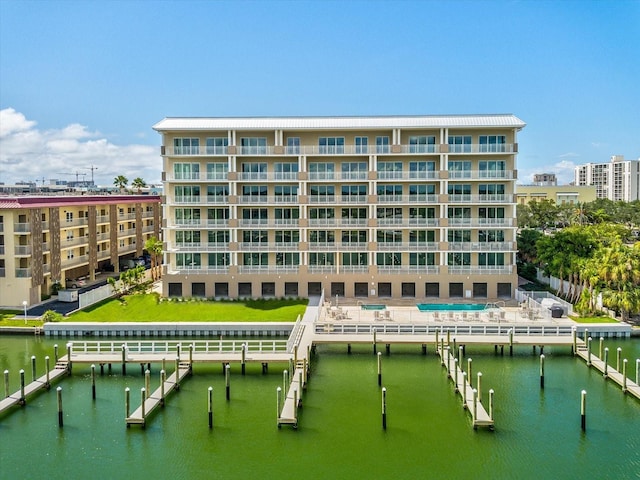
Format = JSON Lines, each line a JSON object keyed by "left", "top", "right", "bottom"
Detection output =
{"left": 15, "top": 245, "right": 32, "bottom": 255}
{"left": 448, "top": 265, "right": 513, "bottom": 275}
{"left": 448, "top": 170, "right": 514, "bottom": 179}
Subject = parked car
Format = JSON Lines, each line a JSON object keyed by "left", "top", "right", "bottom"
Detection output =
{"left": 66, "top": 277, "right": 86, "bottom": 288}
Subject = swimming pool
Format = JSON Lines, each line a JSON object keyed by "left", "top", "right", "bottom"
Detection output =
{"left": 416, "top": 303, "right": 487, "bottom": 312}
{"left": 361, "top": 304, "right": 386, "bottom": 310}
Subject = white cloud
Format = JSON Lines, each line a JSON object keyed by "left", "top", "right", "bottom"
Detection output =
{"left": 518, "top": 156, "right": 580, "bottom": 185}
{"left": 0, "top": 108, "right": 161, "bottom": 186}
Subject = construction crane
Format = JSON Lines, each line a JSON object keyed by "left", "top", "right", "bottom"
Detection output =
{"left": 57, "top": 172, "right": 87, "bottom": 183}
{"left": 83, "top": 165, "right": 98, "bottom": 185}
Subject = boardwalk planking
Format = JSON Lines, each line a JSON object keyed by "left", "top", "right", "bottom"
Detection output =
{"left": 575, "top": 347, "right": 640, "bottom": 400}
{"left": 0, "top": 364, "right": 68, "bottom": 414}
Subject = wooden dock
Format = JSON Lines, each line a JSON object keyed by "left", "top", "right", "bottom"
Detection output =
{"left": 575, "top": 344, "right": 640, "bottom": 400}
{"left": 277, "top": 365, "right": 306, "bottom": 428}
{"left": 126, "top": 362, "right": 192, "bottom": 427}
{"left": 0, "top": 362, "right": 69, "bottom": 415}
{"left": 437, "top": 345, "right": 494, "bottom": 429}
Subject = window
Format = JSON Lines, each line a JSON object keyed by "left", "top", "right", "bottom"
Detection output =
{"left": 286, "top": 137, "right": 300, "bottom": 155}
{"left": 342, "top": 252, "right": 368, "bottom": 266}
{"left": 319, "top": 137, "right": 344, "bottom": 154}
{"left": 377, "top": 184, "right": 403, "bottom": 197}
{"left": 208, "top": 253, "right": 229, "bottom": 266}
{"left": 276, "top": 252, "right": 300, "bottom": 266}
{"left": 309, "top": 230, "right": 335, "bottom": 243}
{"left": 208, "top": 230, "right": 229, "bottom": 244}
{"left": 376, "top": 136, "right": 390, "bottom": 153}
{"left": 274, "top": 185, "right": 298, "bottom": 198}
{"left": 448, "top": 252, "right": 470, "bottom": 266}
{"left": 309, "top": 208, "right": 335, "bottom": 219}
{"left": 308, "top": 162, "right": 335, "bottom": 179}
{"left": 240, "top": 137, "right": 267, "bottom": 154}
{"left": 243, "top": 252, "right": 268, "bottom": 266}
{"left": 309, "top": 252, "right": 335, "bottom": 266}
{"left": 174, "top": 163, "right": 200, "bottom": 180}
{"left": 376, "top": 252, "right": 401, "bottom": 266}
{"left": 242, "top": 230, "right": 268, "bottom": 244}
{"left": 342, "top": 230, "right": 367, "bottom": 243}
{"left": 409, "top": 230, "right": 435, "bottom": 243}
{"left": 448, "top": 230, "right": 471, "bottom": 242}
{"left": 409, "top": 184, "right": 435, "bottom": 199}
{"left": 176, "top": 231, "right": 200, "bottom": 245}
{"left": 378, "top": 161, "right": 403, "bottom": 179}
{"left": 448, "top": 184, "right": 471, "bottom": 196}
{"left": 409, "top": 207, "right": 436, "bottom": 219}
{"left": 174, "top": 185, "right": 200, "bottom": 200}
{"left": 448, "top": 207, "right": 471, "bottom": 221}
{"left": 174, "top": 138, "right": 199, "bottom": 155}
{"left": 175, "top": 208, "right": 201, "bottom": 225}
{"left": 207, "top": 208, "right": 228, "bottom": 222}
{"left": 479, "top": 207, "right": 505, "bottom": 221}
{"left": 377, "top": 230, "right": 402, "bottom": 243}
{"left": 242, "top": 208, "right": 268, "bottom": 222}
{"left": 479, "top": 253, "right": 505, "bottom": 266}
{"left": 310, "top": 185, "right": 335, "bottom": 199}
{"left": 479, "top": 135, "right": 506, "bottom": 152}
{"left": 341, "top": 185, "right": 367, "bottom": 199}
{"left": 207, "top": 163, "right": 228, "bottom": 180}
{"left": 205, "top": 137, "right": 228, "bottom": 155}
{"left": 341, "top": 208, "right": 367, "bottom": 221}
{"left": 410, "top": 252, "right": 435, "bottom": 265}
{"left": 479, "top": 161, "right": 506, "bottom": 178}
{"left": 448, "top": 161, "right": 472, "bottom": 178}
{"left": 409, "top": 161, "right": 436, "bottom": 178}
{"left": 478, "top": 230, "right": 505, "bottom": 242}
{"left": 275, "top": 230, "right": 299, "bottom": 243}
{"left": 241, "top": 163, "right": 267, "bottom": 179}
{"left": 355, "top": 136, "right": 368, "bottom": 154}
{"left": 207, "top": 185, "right": 228, "bottom": 200}
{"left": 376, "top": 207, "right": 403, "bottom": 220}
{"left": 479, "top": 184, "right": 506, "bottom": 196}
{"left": 65, "top": 212, "right": 73, "bottom": 223}
{"left": 275, "top": 208, "right": 299, "bottom": 222}
{"left": 275, "top": 162, "right": 298, "bottom": 179}
{"left": 242, "top": 185, "right": 268, "bottom": 198}
{"left": 448, "top": 135, "right": 472, "bottom": 153}
{"left": 177, "top": 253, "right": 201, "bottom": 268}
{"left": 409, "top": 135, "right": 436, "bottom": 153}
{"left": 341, "top": 162, "right": 367, "bottom": 179}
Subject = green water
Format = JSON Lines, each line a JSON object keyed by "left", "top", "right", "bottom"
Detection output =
{"left": 1, "top": 337, "right": 639, "bottom": 479}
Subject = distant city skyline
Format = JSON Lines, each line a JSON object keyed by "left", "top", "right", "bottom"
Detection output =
{"left": 1, "top": 0, "right": 638, "bottom": 187}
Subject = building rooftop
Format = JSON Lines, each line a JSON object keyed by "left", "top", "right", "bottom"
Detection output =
{"left": 0, "top": 195, "right": 161, "bottom": 209}
{"left": 153, "top": 114, "right": 526, "bottom": 132}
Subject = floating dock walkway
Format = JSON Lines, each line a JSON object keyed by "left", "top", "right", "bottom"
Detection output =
{"left": 0, "top": 361, "right": 68, "bottom": 415}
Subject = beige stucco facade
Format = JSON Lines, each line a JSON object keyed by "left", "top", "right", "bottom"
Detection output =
{"left": 154, "top": 115, "right": 525, "bottom": 301}
{"left": 0, "top": 195, "right": 161, "bottom": 308}
{"left": 515, "top": 185, "right": 597, "bottom": 205}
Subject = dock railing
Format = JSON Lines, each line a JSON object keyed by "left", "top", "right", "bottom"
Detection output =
{"left": 314, "top": 322, "right": 575, "bottom": 336}
{"left": 68, "top": 339, "right": 289, "bottom": 355}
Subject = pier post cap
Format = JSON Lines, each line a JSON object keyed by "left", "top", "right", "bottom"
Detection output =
{"left": 472, "top": 388, "right": 477, "bottom": 394}
{"left": 617, "top": 347, "right": 622, "bottom": 352}
{"left": 377, "top": 351, "right": 382, "bottom": 357}
{"left": 382, "top": 387, "right": 386, "bottom": 392}
{"left": 91, "top": 364, "right": 95, "bottom": 368}
{"left": 540, "top": 354, "right": 545, "bottom": 359}
{"left": 57, "top": 386, "right": 62, "bottom": 392}
{"left": 125, "top": 387, "right": 130, "bottom": 392}
{"left": 141, "top": 387, "right": 146, "bottom": 393}
{"left": 477, "top": 372, "right": 483, "bottom": 378}
{"left": 4, "top": 369, "right": 9, "bottom": 374}
{"left": 45, "top": 355, "right": 49, "bottom": 359}
{"left": 623, "top": 358, "right": 628, "bottom": 364}
{"left": 462, "top": 372, "right": 467, "bottom": 378}
{"left": 31, "top": 355, "right": 36, "bottom": 359}
{"left": 225, "top": 364, "right": 230, "bottom": 370}
{"left": 19, "top": 369, "right": 24, "bottom": 373}
{"left": 605, "top": 347, "right": 609, "bottom": 352}
{"left": 277, "top": 386, "right": 281, "bottom": 392}
{"left": 588, "top": 336, "right": 592, "bottom": 341}
{"left": 208, "top": 386, "right": 213, "bottom": 392}
{"left": 600, "top": 336, "right": 604, "bottom": 340}
{"left": 160, "top": 369, "right": 165, "bottom": 374}
{"left": 489, "top": 389, "right": 494, "bottom": 394}
{"left": 454, "top": 358, "right": 458, "bottom": 364}
{"left": 581, "top": 389, "right": 587, "bottom": 395}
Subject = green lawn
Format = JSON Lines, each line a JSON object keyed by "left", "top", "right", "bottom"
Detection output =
{"left": 68, "top": 295, "right": 307, "bottom": 322}
{"left": 569, "top": 315, "right": 620, "bottom": 324}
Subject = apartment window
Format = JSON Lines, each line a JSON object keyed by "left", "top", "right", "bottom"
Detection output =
{"left": 242, "top": 208, "right": 268, "bottom": 222}
{"left": 174, "top": 138, "right": 199, "bottom": 155}
{"left": 497, "top": 283, "right": 512, "bottom": 298}
{"left": 174, "top": 185, "right": 200, "bottom": 200}
{"left": 175, "top": 208, "right": 201, "bottom": 224}
{"left": 67, "top": 250, "right": 74, "bottom": 260}
{"left": 355, "top": 137, "right": 368, "bottom": 154}
{"left": 174, "top": 163, "right": 200, "bottom": 180}
{"left": 207, "top": 185, "right": 228, "bottom": 199}
{"left": 207, "top": 208, "right": 228, "bottom": 222}
{"left": 309, "top": 208, "right": 335, "bottom": 219}
{"left": 276, "top": 252, "right": 300, "bottom": 266}
{"left": 238, "top": 283, "right": 252, "bottom": 297}
{"left": 274, "top": 208, "right": 299, "bottom": 221}
{"left": 319, "top": 137, "right": 344, "bottom": 154}
{"left": 176, "top": 231, "right": 200, "bottom": 245}
{"left": 208, "top": 253, "right": 229, "bottom": 266}
{"left": 342, "top": 252, "right": 368, "bottom": 266}
{"left": 479, "top": 184, "right": 506, "bottom": 195}
{"left": 448, "top": 252, "right": 470, "bottom": 266}
{"left": 410, "top": 252, "right": 435, "bottom": 266}
{"left": 286, "top": 137, "right": 300, "bottom": 154}
{"left": 308, "top": 162, "right": 335, "bottom": 179}
{"left": 242, "top": 185, "right": 267, "bottom": 198}
{"left": 473, "top": 283, "right": 488, "bottom": 298}
{"left": 409, "top": 184, "right": 435, "bottom": 198}
{"left": 65, "top": 212, "right": 73, "bottom": 223}
{"left": 243, "top": 252, "right": 268, "bottom": 266}
{"left": 479, "top": 161, "right": 506, "bottom": 178}
{"left": 377, "top": 230, "right": 402, "bottom": 243}
{"left": 479, "top": 135, "right": 506, "bottom": 152}
{"left": 409, "top": 161, "right": 436, "bottom": 178}
{"left": 409, "top": 135, "right": 436, "bottom": 153}
{"left": 409, "top": 207, "right": 436, "bottom": 219}
{"left": 274, "top": 186, "right": 298, "bottom": 199}
{"left": 479, "top": 207, "right": 505, "bottom": 220}
{"left": 409, "top": 230, "right": 435, "bottom": 243}
{"left": 208, "top": 230, "right": 229, "bottom": 244}
{"left": 341, "top": 208, "right": 367, "bottom": 221}
{"left": 426, "top": 282, "right": 440, "bottom": 297}
{"left": 376, "top": 136, "right": 390, "bottom": 153}
{"left": 448, "top": 184, "right": 471, "bottom": 195}
{"left": 207, "top": 163, "right": 228, "bottom": 180}
{"left": 448, "top": 161, "right": 472, "bottom": 178}
{"left": 66, "top": 231, "right": 74, "bottom": 240}
{"left": 309, "top": 231, "right": 335, "bottom": 243}
{"left": 275, "top": 230, "right": 299, "bottom": 243}
{"left": 376, "top": 252, "right": 401, "bottom": 266}
{"left": 309, "top": 252, "right": 335, "bottom": 265}
{"left": 342, "top": 230, "right": 367, "bottom": 243}
{"left": 240, "top": 137, "right": 267, "bottom": 154}
{"left": 342, "top": 162, "right": 367, "bottom": 179}
{"left": 206, "top": 137, "right": 228, "bottom": 155}
{"left": 275, "top": 162, "right": 298, "bottom": 179}
{"left": 342, "top": 185, "right": 367, "bottom": 198}
{"left": 310, "top": 185, "right": 335, "bottom": 199}
{"left": 448, "top": 230, "right": 471, "bottom": 242}
{"left": 479, "top": 253, "right": 505, "bottom": 266}
{"left": 479, "top": 230, "right": 505, "bottom": 242}
{"left": 177, "top": 253, "right": 201, "bottom": 268}
{"left": 377, "top": 184, "right": 403, "bottom": 197}
{"left": 448, "top": 135, "right": 472, "bottom": 153}
{"left": 448, "top": 207, "right": 471, "bottom": 220}
{"left": 242, "top": 163, "right": 267, "bottom": 179}
{"left": 378, "top": 161, "right": 403, "bottom": 179}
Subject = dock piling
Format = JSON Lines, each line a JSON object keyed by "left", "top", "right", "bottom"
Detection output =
{"left": 160, "top": 370, "right": 166, "bottom": 405}
{"left": 208, "top": 386, "right": 213, "bottom": 429}
{"left": 225, "top": 364, "right": 230, "bottom": 401}
{"left": 477, "top": 372, "right": 483, "bottom": 402}
{"left": 145, "top": 369, "right": 150, "bottom": 399}
{"left": 66, "top": 343, "right": 72, "bottom": 373}
{"left": 141, "top": 388, "right": 146, "bottom": 420}
{"left": 540, "top": 354, "right": 545, "bottom": 389}
{"left": 377, "top": 352, "right": 382, "bottom": 387}
{"left": 462, "top": 372, "right": 468, "bottom": 407}
{"left": 121, "top": 344, "right": 126, "bottom": 375}
{"left": 636, "top": 359, "right": 639, "bottom": 385}
{"left": 571, "top": 327, "right": 577, "bottom": 355}
{"left": 283, "top": 369, "right": 288, "bottom": 393}
{"left": 57, "top": 387, "right": 63, "bottom": 427}
{"left": 603, "top": 348, "right": 609, "bottom": 377}
{"left": 458, "top": 346, "right": 463, "bottom": 366}
{"left": 599, "top": 337, "right": 604, "bottom": 359}
{"left": 467, "top": 358, "right": 473, "bottom": 389}
{"left": 508, "top": 329, "right": 513, "bottom": 356}
{"left": 622, "top": 359, "right": 628, "bottom": 393}
{"left": 580, "top": 390, "right": 587, "bottom": 432}
{"left": 4, "top": 370, "right": 8, "bottom": 398}
{"left": 91, "top": 364, "right": 96, "bottom": 400}
{"left": 45, "top": 356, "right": 50, "bottom": 388}
{"left": 616, "top": 347, "right": 622, "bottom": 372}
{"left": 440, "top": 338, "right": 445, "bottom": 365}
{"left": 175, "top": 358, "right": 180, "bottom": 390}
{"left": 454, "top": 359, "right": 459, "bottom": 392}
{"left": 381, "top": 387, "right": 387, "bottom": 430}
{"left": 446, "top": 347, "right": 451, "bottom": 377}
{"left": 473, "top": 389, "right": 478, "bottom": 427}
{"left": 19, "top": 369, "right": 25, "bottom": 405}
{"left": 276, "top": 387, "right": 282, "bottom": 425}
{"left": 373, "top": 328, "right": 377, "bottom": 355}
{"left": 489, "top": 389, "right": 494, "bottom": 421}
{"left": 31, "top": 356, "right": 36, "bottom": 382}
{"left": 125, "top": 387, "right": 130, "bottom": 419}
{"left": 54, "top": 344, "right": 59, "bottom": 363}
{"left": 587, "top": 337, "right": 592, "bottom": 366}
{"left": 241, "top": 343, "right": 246, "bottom": 376}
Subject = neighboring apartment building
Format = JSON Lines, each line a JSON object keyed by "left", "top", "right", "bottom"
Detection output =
{"left": 516, "top": 185, "right": 597, "bottom": 205}
{"left": 574, "top": 155, "right": 640, "bottom": 202}
{"left": 532, "top": 173, "right": 557, "bottom": 186}
{"left": 153, "top": 114, "right": 525, "bottom": 301}
{"left": 0, "top": 195, "right": 161, "bottom": 308}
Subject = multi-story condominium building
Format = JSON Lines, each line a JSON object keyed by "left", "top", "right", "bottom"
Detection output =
{"left": 516, "top": 185, "right": 597, "bottom": 205}
{"left": 0, "top": 195, "right": 161, "bottom": 308}
{"left": 574, "top": 155, "right": 640, "bottom": 202}
{"left": 154, "top": 115, "right": 525, "bottom": 301}
{"left": 532, "top": 173, "right": 557, "bottom": 186}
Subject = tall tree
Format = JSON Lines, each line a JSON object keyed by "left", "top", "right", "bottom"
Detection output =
{"left": 145, "top": 236, "right": 163, "bottom": 281}
{"left": 113, "top": 175, "right": 129, "bottom": 192}
{"left": 132, "top": 177, "right": 147, "bottom": 193}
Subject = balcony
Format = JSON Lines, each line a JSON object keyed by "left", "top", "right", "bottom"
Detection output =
{"left": 308, "top": 218, "right": 337, "bottom": 227}
{"left": 13, "top": 223, "right": 30, "bottom": 233}
{"left": 15, "top": 267, "right": 32, "bottom": 277}
{"left": 62, "top": 254, "right": 89, "bottom": 268}
{"left": 168, "top": 219, "right": 230, "bottom": 229}
{"left": 448, "top": 170, "right": 515, "bottom": 180}
{"left": 377, "top": 194, "right": 438, "bottom": 204}
{"left": 97, "top": 215, "right": 110, "bottom": 224}
{"left": 171, "top": 195, "right": 229, "bottom": 205}
{"left": 377, "top": 266, "right": 440, "bottom": 274}
{"left": 171, "top": 266, "right": 230, "bottom": 274}
{"left": 378, "top": 242, "right": 439, "bottom": 251}
{"left": 15, "top": 245, "right": 32, "bottom": 256}
{"left": 237, "top": 265, "right": 299, "bottom": 274}
{"left": 448, "top": 218, "right": 514, "bottom": 227}
{"left": 171, "top": 242, "right": 230, "bottom": 252}
{"left": 448, "top": 144, "right": 515, "bottom": 154}
{"left": 308, "top": 265, "right": 337, "bottom": 274}
{"left": 447, "top": 194, "right": 512, "bottom": 204}
{"left": 238, "top": 195, "right": 298, "bottom": 204}
{"left": 336, "top": 218, "right": 367, "bottom": 227}
{"left": 62, "top": 236, "right": 89, "bottom": 248}
{"left": 377, "top": 171, "right": 438, "bottom": 180}
{"left": 337, "top": 242, "right": 368, "bottom": 251}
{"left": 309, "top": 242, "right": 336, "bottom": 251}
{"left": 448, "top": 265, "right": 513, "bottom": 275}
{"left": 340, "top": 265, "right": 369, "bottom": 273}
{"left": 168, "top": 146, "right": 228, "bottom": 156}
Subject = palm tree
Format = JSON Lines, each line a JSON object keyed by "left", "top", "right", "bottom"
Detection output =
{"left": 132, "top": 177, "right": 147, "bottom": 193}
{"left": 145, "top": 236, "right": 163, "bottom": 281}
{"left": 114, "top": 175, "right": 128, "bottom": 192}
{"left": 597, "top": 240, "right": 640, "bottom": 322}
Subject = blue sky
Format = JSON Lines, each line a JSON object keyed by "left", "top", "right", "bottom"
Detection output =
{"left": 1, "top": 0, "right": 638, "bottom": 186}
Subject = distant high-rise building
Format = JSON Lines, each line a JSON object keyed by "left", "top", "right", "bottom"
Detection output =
{"left": 532, "top": 173, "right": 557, "bottom": 186}
{"left": 574, "top": 155, "right": 640, "bottom": 201}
